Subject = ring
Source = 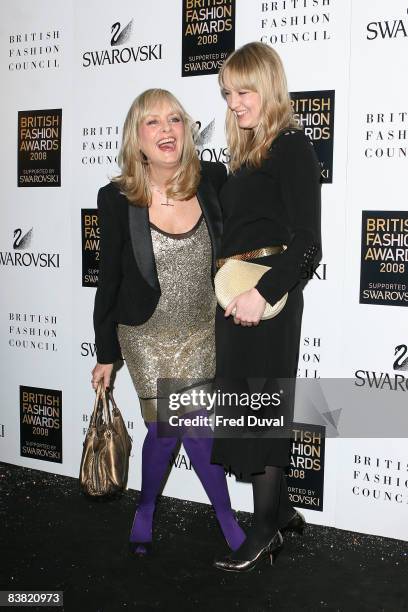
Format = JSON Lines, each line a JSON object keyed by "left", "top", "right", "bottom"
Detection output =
{"left": 232, "top": 307, "right": 237, "bottom": 316}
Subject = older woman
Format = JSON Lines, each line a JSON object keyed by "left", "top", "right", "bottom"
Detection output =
{"left": 91, "top": 89, "right": 245, "bottom": 555}
{"left": 211, "top": 43, "right": 321, "bottom": 572}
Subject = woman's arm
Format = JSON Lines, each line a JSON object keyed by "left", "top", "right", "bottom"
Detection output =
{"left": 255, "top": 130, "right": 322, "bottom": 305}
{"left": 226, "top": 131, "right": 321, "bottom": 326}
{"left": 93, "top": 185, "right": 123, "bottom": 365}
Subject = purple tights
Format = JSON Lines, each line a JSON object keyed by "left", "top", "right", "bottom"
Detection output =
{"left": 129, "top": 420, "right": 245, "bottom": 552}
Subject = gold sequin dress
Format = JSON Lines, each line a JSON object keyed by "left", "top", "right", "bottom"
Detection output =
{"left": 117, "top": 215, "right": 216, "bottom": 422}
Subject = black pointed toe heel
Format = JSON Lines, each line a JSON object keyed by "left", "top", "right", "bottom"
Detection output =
{"left": 269, "top": 534, "right": 284, "bottom": 565}
{"left": 281, "top": 510, "right": 306, "bottom": 536}
{"left": 213, "top": 530, "right": 283, "bottom": 573}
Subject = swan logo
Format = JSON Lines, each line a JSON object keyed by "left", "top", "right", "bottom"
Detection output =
{"left": 13, "top": 227, "right": 33, "bottom": 250}
{"left": 195, "top": 119, "right": 229, "bottom": 164}
{"left": 355, "top": 344, "right": 408, "bottom": 391}
{"left": 195, "top": 119, "right": 215, "bottom": 148}
{"left": 110, "top": 20, "right": 133, "bottom": 46}
{"left": 82, "top": 19, "right": 162, "bottom": 68}
{"left": 393, "top": 345, "right": 408, "bottom": 372}
{"left": 0, "top": 228, "right": 60, "bottom": 268}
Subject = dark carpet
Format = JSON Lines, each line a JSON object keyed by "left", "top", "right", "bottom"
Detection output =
{"left": 1, "top": 461, "right": 407, "bottom": 612}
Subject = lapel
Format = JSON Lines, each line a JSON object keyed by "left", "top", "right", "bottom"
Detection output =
{"left": 128, "top": 202, "right": 160, "bottom": 292}
{"left": 127, "top": 170, "right": 223, "bottom": 290}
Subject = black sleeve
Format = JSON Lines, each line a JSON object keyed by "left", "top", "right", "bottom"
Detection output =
{"left": 93, "top": 186, "right": 123, "bottom": 364}
{"left": 255, "top": 131, "right": 322, "bottom": 305}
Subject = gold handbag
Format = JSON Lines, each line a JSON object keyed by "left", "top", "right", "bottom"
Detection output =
{"left": 79, "top": 382, "right": 132, "bottom": 498}
{"left": 214, "top": 258, "right": 288, "bottom": 320}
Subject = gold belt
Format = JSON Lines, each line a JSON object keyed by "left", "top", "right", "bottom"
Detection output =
{"left": 216, "top": 245, "right": 285, "bottom": 269}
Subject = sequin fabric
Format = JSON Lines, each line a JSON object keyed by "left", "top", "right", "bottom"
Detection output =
{"left": 117, "top": 217, "right": 216, "bottom": 421}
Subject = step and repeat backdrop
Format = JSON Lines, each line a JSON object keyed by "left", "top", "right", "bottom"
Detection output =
{"left": 1, "top": 0, "right": 407, "bottom": 541}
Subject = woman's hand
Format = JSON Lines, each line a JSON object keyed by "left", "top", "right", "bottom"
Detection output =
{"left": 224, "top": 288, "right": 266, "bottom": 326}
{"left": 91, "top": 363, "right": 113, "bottom": 391}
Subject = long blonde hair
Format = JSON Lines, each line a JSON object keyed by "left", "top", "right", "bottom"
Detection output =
{"left": 219, "top": 42, "right": 298, "bottom": 171}
{"left": 113, "top": 89, "right": 200, "bottom": 206}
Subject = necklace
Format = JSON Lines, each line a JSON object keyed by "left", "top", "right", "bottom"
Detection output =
{"left": 150, "top": 182, "right": 174, "bottom": 207}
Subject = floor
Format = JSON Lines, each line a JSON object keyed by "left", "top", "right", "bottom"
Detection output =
{"left": 1, "top": 461, "right": 407, "bottom": 611}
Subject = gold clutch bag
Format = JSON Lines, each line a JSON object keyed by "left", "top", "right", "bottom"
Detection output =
{"left": 79, "top": 382, "right": 132, "bottom": 498}
{"left": 214, "top": 259, "right": 288, "bottom": 320}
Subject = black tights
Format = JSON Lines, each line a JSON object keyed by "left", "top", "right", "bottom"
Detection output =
{"left": 231, "top": 467, "right": 293, "bottom": 561}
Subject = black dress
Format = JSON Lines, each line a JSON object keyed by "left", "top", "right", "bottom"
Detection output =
{"left": 211, "top": 129, "right": 321, "bottom": 480}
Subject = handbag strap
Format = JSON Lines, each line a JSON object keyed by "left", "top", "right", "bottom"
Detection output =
{"left": 108, "top": 389, "right": 118, "bottom": 412}
{"left": 90, "top": 382, "right": 112, "bottom": 427}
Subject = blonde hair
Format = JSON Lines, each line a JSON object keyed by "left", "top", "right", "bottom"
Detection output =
{"left": 219, "top": 42, "right": 298, "bottom": 171}
{"left": 113, "top": 89, "right": 200, "bottom": 206}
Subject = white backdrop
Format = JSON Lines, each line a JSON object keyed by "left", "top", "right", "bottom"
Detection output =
{"left": 1, "top": 0, "right": 407, "bottom": 542}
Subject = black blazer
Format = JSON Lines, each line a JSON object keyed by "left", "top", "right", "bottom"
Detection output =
{"left": 93, "top": 161, "right": 226, "bottom": 364}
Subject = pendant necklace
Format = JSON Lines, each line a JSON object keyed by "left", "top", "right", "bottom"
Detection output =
{"left": 150, "top": 182, "right": 174, "bottom": 207}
